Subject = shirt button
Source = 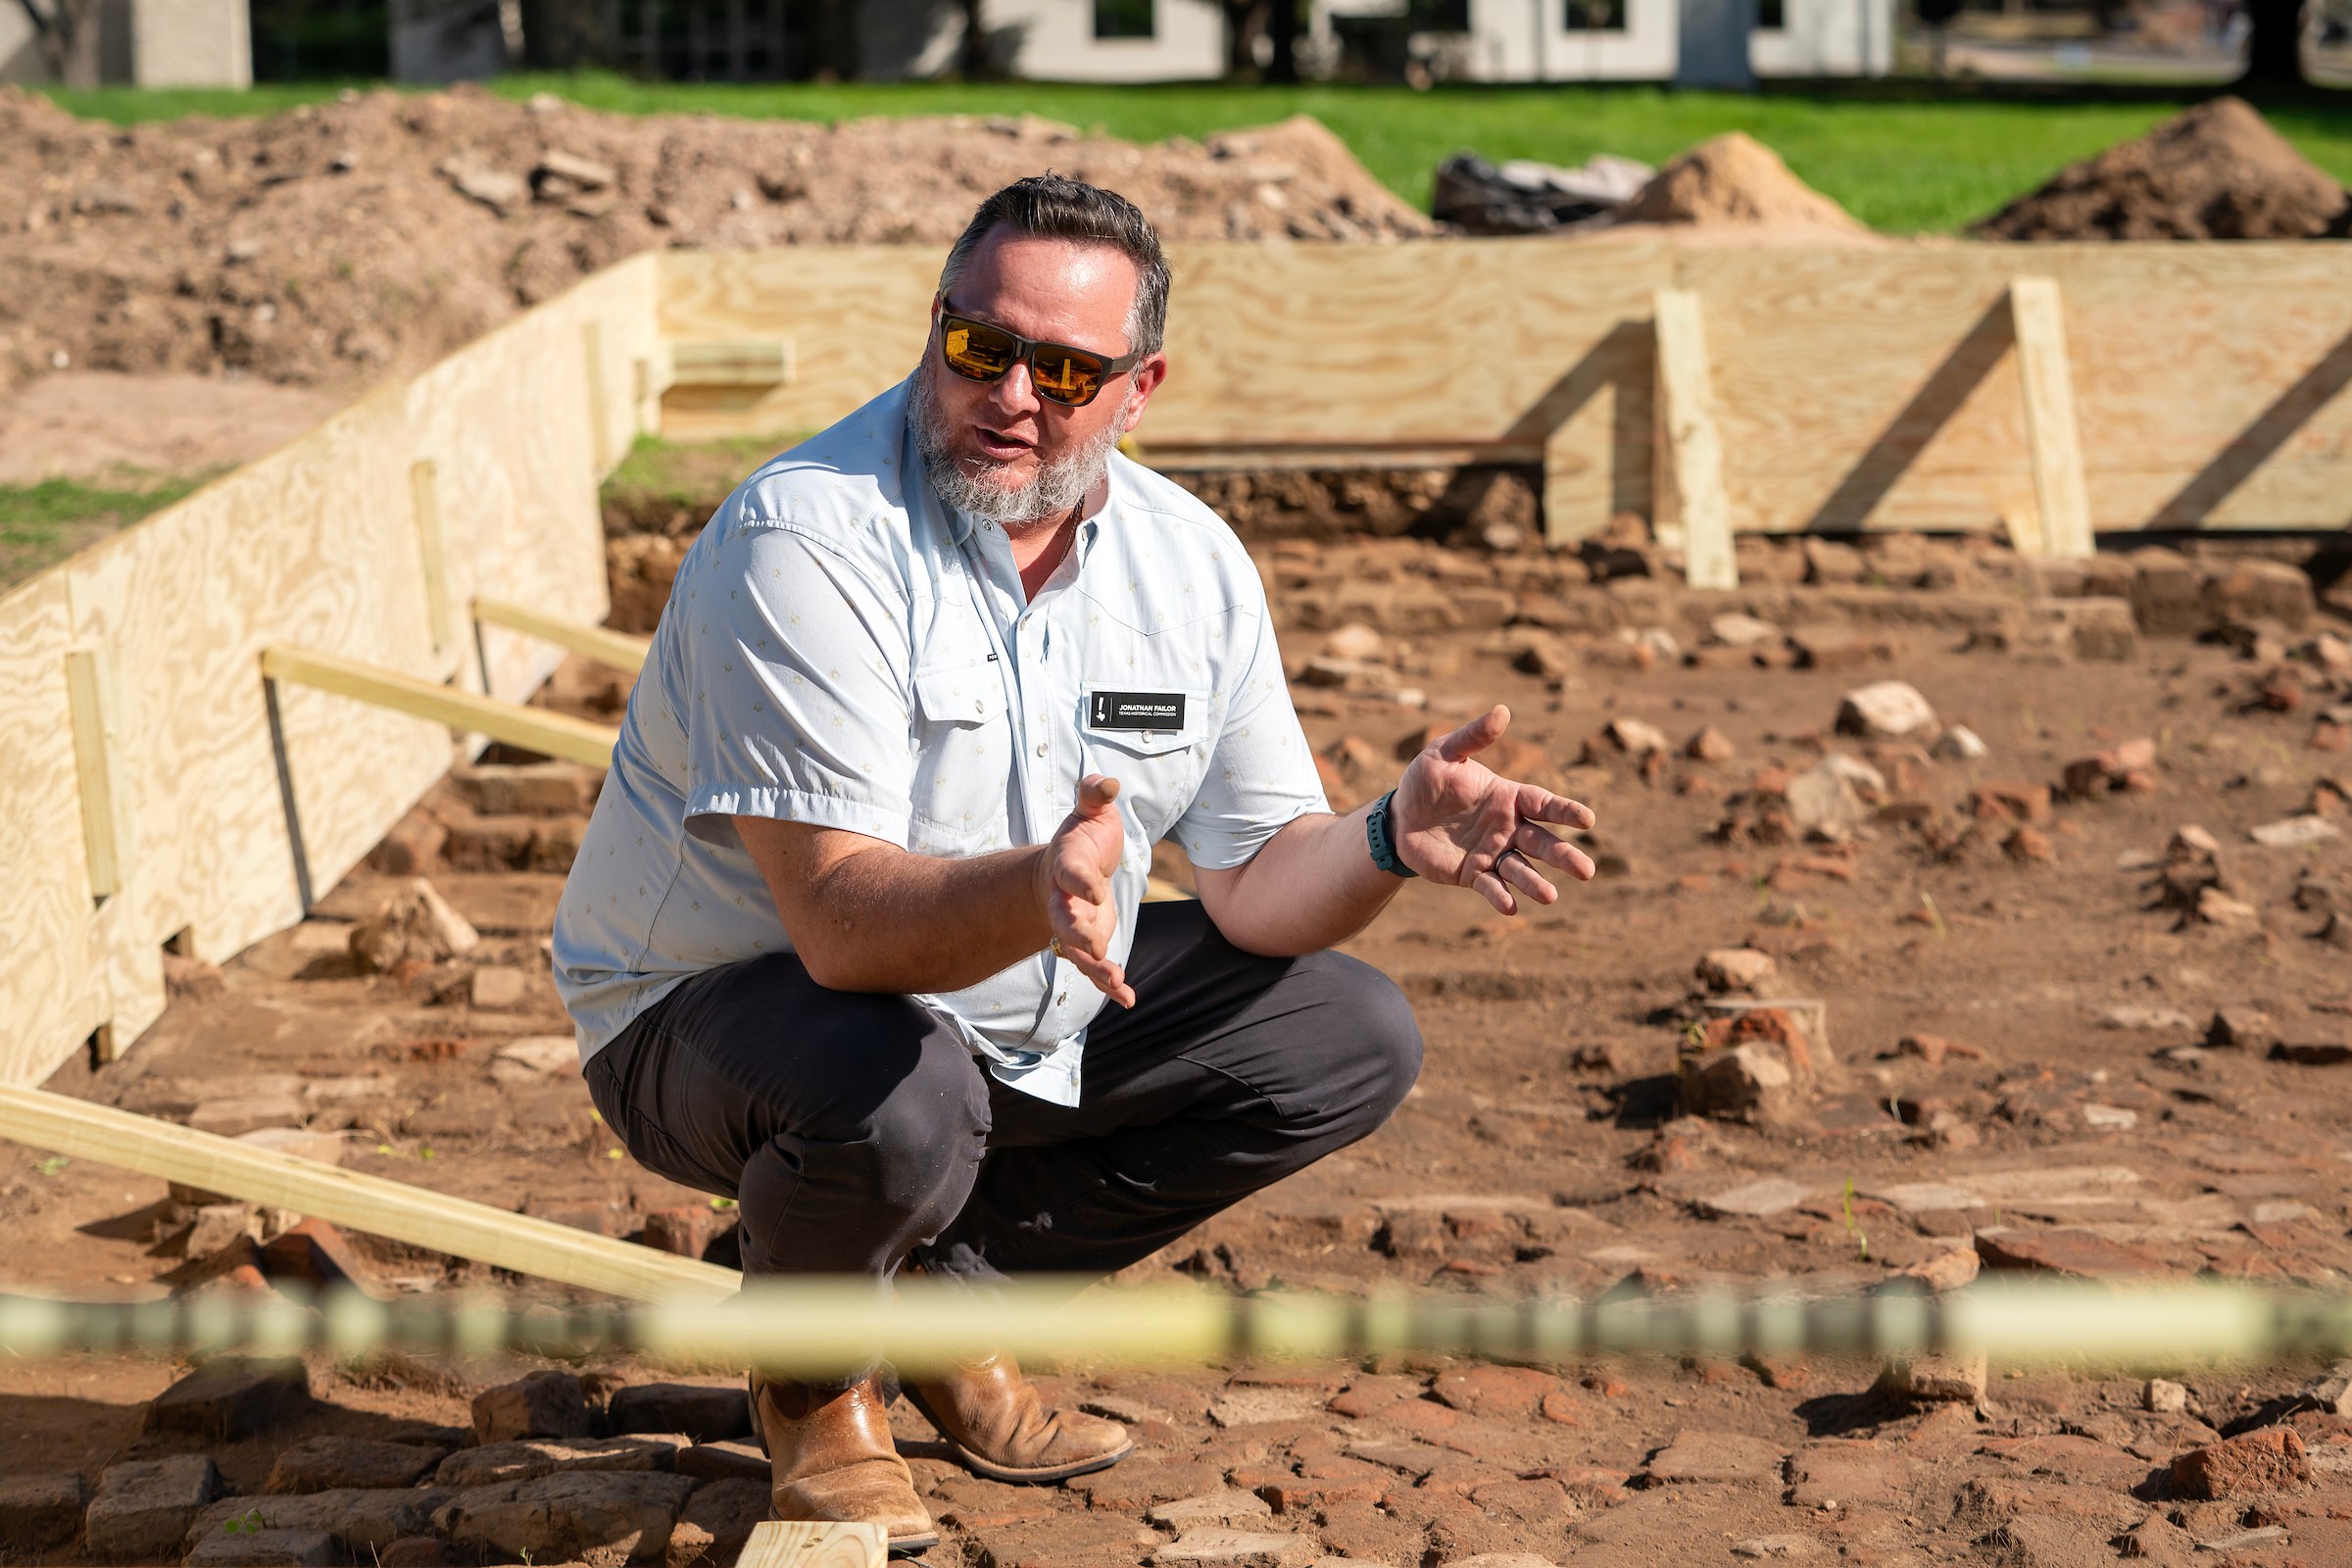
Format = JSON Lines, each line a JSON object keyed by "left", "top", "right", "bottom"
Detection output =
{"left": 1035, "top": 743, "right": 1049, "bottom": 757}
{"left": 1056, "top": 993, "right": 1067, "bottom": 1005}
{"left": 974, "top": 700, "right": 984, "bottom": 714}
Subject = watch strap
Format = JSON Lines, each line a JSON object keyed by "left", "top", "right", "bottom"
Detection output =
{"left": 1365, "top": 790, "right": 1417, "bottom": 878}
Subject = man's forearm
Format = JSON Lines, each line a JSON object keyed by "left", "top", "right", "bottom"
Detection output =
{"left": 1198, "top": 802, "right": 1406, "bottom": 957}
{"left": 740, "top": 820, "right": 1053, "bottom": 995}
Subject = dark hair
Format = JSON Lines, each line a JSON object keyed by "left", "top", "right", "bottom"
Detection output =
{"left": 938, "top": 174, "right": 1170, "bottom": 358}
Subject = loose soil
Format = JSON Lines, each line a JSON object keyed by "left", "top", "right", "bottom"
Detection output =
{"left": 0, "top": 84, "right": 1429, "bottom": 405}
{"left": 4, "top": 496, "right": 2350, "bottom": 1566}
{"left": 1608, "top": 130, "right": 1879, "bottom": 244}
{"left": 1972, "top": 96, "right": 2352, "bottom": 242}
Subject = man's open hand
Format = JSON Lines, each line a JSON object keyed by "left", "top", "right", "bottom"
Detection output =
{"left": 1036, "top": 773, "right": 1136, "bottom": 1007}
{"left": 1393, "top": 706, "right": 1597, "bottom": 915}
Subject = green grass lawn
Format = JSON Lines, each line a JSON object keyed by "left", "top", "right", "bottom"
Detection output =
{"left": 38, "top": 72, "right": 2352, "bottom": 234}
{"left": 0, "top": 472, "right": 216, "bottom": 590}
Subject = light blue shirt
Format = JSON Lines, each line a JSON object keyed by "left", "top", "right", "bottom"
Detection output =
{"left": 552, "top": 378, "right": 1327, "bottom": 1105}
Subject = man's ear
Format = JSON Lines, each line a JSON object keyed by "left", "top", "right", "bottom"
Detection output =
{"left": 1121, "top": 354, "right": 1169, "bottom": 432}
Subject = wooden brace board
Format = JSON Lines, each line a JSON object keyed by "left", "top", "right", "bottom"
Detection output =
{"left": 737, "top": 1522, "right": 887, "bottom": 1568}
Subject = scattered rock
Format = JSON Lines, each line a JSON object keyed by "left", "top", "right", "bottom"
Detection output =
{"left": 490, "top": 1034, "right": 578, "bottom": 1084}
{"left": 436, "top": 158, "right": 528, "bottom": 215}
{"left": 607, "top": 1383, "right": 750, "bottom": 1444}
{"left": 1697, "top": 1177, "right": 1809, "bottom": 1218}
{"left": 1149, "top": 1526, "right": 1317, "bottom": 1565}
{"left": 435, "top": 1435, "right": 685, "bottom": 1489}
{"left": 86, "top": 1455, "right": 220, "bottom": 1560}
{"left": 1731, "top": 1538, "right": 1823, "bottom": 1560}
{"left": 469, "top": 964, "right": 529, "bottom": 1010}
{"left": 2250, "top": 814, "right": 2340, "bottom": 849}
{"left": 147, "top": 1356, "right": 312, "bottom": 1441}
{"left": 1686, "top": 724, "right": 1738, "bottom": 762}
{"left": 1207, "top": 1388, "right": 1326, "bottom": 1428}
{"left": 1680, "top": 1006, "right": 1823, "bottom": 1125}
{"left": 2144, "top": 1379, "right": 2189, "bottom": 1414}
{"left": 350, "top": 881, "right": 480, "bottom": 973}
{"left": 431, "top": 1470, "right": 695, "bottom": 1565}
{"left": 1836, "top": 680, "right": 1938, "bottom": 740}
{"left": 1936, "top": 725, "right": 1989, "bottom": 761}
{"left": 0, "top": 1472, "right": 85, "bottom": 1548}
{"left": 663, "top": 1476, "right": 767, "bottom": 1564}
{"left": 2206, "top": 1006, "right": 2278, "bottom": 1052}
{"left": 2063, "top": 737, "right": 2158, "bottom": 798}
{"left": 267, "top": 1435, "right": 440, "bottom": 1494}
{"left": 1976, "top": 1227, "right": 2171, "bottom": 1280}
{"left": 472, "top": 1369, "right": 592, "bottom": 1445}
{"left": 1901, "top": 1247, "right": 1982, "bottom": 1293}
{"left": 1696, "top": 947, "right": 1776, "bottom": 993}
{"left": 1601, "top": 716, "right": 1670, "bottom": 757}
{"left": 186, "top": 1488, "right": 455, "bottom": 1557}
{"left": 2170, "top": 1426, "right": 2309, "bottom": 1499}
{"left": 1148, "top": 1492, "right": 1276, "bottom": 1528}
{"left": 1880, "top": 1349, "right": 1986, "bottom": 1404}
{"left": 184, "top": 1527, "right": 340, "bottom": 1566}
{"left": 187, "top": 1098, "right": 306, "bottom": 1138}
{"left": 1644, "top": 1429, "right": 1787, "bottom": 1485}
{"left": 1785, "top": 759, "right": 1872, "bottom": 843}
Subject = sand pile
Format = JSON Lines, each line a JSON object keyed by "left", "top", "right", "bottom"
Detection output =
{"left": 1973, "top": 97, "right": 2350, "bottom": 242}
{"left": 0, "top": 87, "right": 1432, "bottom": 398}
{"left": 1609, "top": 131, "right": 1872, "bottom": 240}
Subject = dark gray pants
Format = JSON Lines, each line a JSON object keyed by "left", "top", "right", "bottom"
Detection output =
{"left": 583, "top": 900, "right": 1423, "bottom": 1289}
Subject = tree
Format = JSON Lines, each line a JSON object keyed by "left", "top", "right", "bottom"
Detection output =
{"left": 956, "top": 0, "right": 996, "bottom": 76}
{"left": 1265, "top": 0, "right": 1299, "bottom": 81}
{"left": 13, "top": 0, "right": 102, "bottom": 89}
{"left": 1222, "top": 0, "right": 1270, "bottom": 75}
{"left": 2238, "top": 0, "right": 2308, "bottom": 87}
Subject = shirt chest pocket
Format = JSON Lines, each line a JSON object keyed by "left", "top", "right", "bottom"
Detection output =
{"left": 909, "top": 662, "right": 1009, "bottom": 852}
{"left": 1078, "top": 682, "right": 1210, "bottom": 845}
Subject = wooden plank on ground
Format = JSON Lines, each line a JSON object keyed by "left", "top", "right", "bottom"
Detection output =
{"left": 2008, "top": 275, "right": 2095, "bottom": 561}
{"left": 0, "top": 1086, "right": 740, "bottom": 1301}
{"left": 736, "top": 1521, "right": 886, "bottom": 1568}
{"left": 1651, "top": 288, "right": 1737, "bottom": 590}
{"left": 262, "top": 645, "right": 618, "bottom": 768}
{"left": 474, "top": 598, "right": 651, "bottom": 674}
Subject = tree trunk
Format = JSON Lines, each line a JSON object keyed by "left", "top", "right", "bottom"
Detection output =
{"left": 957, "top": 0, "right": 992, "bottom": 76}
{"left": 1265, "top": 0, "right": 1298, "bottom": 81}
{"left": 18, "top": 0, "right": 104, "bottom": 88}
{"left": 2238, "top": 0, "right": 2306, "bottom": 87}
{"left": 1222, "top": 0, "right": 1267, "bottom": 75}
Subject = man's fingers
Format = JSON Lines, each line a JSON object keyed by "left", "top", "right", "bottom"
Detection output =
{"left": 1064, "top": 946, "right": 1134, "bottom": 1007}
{"left": 1495, "top": 850, "right": 1559, "bottom": 907}
{"left": 1054, "top": 858, "right": 1113, "bottom": 907}
{"left": 1434, "top": 705, "right": 1510, "bottom": 764}
{"left": 1516, "top": 824, "right": 1598, "bottom": 883}
{"left": 1466, "top": 865, "right": 1517, "bottom": 916}
{"left": 1518, "top": 785, "right": 1596, "bottom": 832}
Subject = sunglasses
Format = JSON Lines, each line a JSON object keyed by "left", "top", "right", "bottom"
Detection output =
{"left": 934, "top": 303, "right": 1140, "bottom": 409}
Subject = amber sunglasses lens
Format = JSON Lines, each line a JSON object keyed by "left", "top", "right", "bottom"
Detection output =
{"left": 1029, "top": 349, "right": 1106, "bottom": 407}
{"left": 941, "top": 316, "right": 1018, "bottom": 380}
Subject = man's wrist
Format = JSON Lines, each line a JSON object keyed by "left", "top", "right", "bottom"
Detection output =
{"left": 1364, "top": 790, "right": 1417, "bottom": 879}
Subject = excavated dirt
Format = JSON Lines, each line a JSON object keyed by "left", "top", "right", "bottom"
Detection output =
{"left": 1606, "top": 130, "right": 1877, "bottom": 244}
{"left": 1973, "top": 96, "right": 2352, "bottom": 242}
{"left": 2, "top": 504, "right": 2350, "bottom": 1566}
{"left": 0, "top": 85, "right": 1431, "bottom": 402}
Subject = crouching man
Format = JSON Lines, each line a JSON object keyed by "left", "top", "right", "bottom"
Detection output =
{"left": 552, "top": 174, "right": 1596, "bottom": 1551}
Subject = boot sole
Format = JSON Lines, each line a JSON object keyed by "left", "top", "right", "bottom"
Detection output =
{"left": 904, "top": 1387, "right": 1136, "bottom": 1485}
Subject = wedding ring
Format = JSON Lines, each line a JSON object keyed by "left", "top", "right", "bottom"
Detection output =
{"left": 1493, "top": 847, "right": 1531, "bottom": 876}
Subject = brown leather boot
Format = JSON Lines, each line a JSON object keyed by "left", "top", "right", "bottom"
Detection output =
{"left": 905, "top": 1352, "right": 1134, "bottom": 1485}
{"left": 751, "top": 1374, "right": 939, "bottom": 1552}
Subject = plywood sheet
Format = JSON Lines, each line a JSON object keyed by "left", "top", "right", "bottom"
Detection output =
{"left": 0, "top": 575, "right": 104, "bottom": 1085}
{"left": 1678, "top": 243, "right": 2352, "bottom": 534}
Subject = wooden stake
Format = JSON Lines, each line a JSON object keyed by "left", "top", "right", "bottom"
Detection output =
{"left": 1652, "top": 289, "right": 1738, "bottom": 591}
{"left": 474, "top": 599, "right": 651, "bottom": 675}
{"left": 2009, "top": 276, "right": 2095, "bottom": 562}
{"left": 0, "top": 1085, "right": 739, "bottom": 1302}
{"left": 261, "top": 645, "right": 618, "bottom": 767}
{"left": 584, "top": 320, "right": 613, "bottom": 475}
{"left": 63, "top": 643, "right": 132, "bottom": 901}
{"left": 736, "top": 1522, "right": 886, "bottom": 1568}
{"left": 411, "top": 461, "right": 456, "bottom": 662}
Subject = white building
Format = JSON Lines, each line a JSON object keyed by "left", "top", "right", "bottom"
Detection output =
{"left": 865, "top": 0, "right": 1891, "bottom": 82}
{"left": 1, "top": 0, "right": 251, "bottom": 86}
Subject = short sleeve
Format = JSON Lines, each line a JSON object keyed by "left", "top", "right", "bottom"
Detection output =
{"left": 1173, "top": 602, "right": 1329, "bottom": 869}
{"left": 677, "top": 523, "right": 914, "bottom": 849}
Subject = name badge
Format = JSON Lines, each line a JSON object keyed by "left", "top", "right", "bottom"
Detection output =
{"left": 1089, "top": 691, "right": 1187, "bottom": 731}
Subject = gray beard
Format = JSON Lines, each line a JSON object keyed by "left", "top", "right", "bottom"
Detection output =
{"left": 909, "top": 360, "right": 1129, "bottom": 530}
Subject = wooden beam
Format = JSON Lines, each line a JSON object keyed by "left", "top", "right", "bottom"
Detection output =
{"left": 63, "top": 643, "right": 132, "bottom": 901}
{"left": 261, "top": 645, "right": 617, "bottom": 768}
{"left": 474, "top": 599, "right": 651, "bottom": 675}
{"left": 2008, "top": 275, "right": 2095, "bottom": 562}
{"left": 0, "top": 1085, "right": 739, "bottom": 1302}
{"left": 667, "top": 338, "right": 795, "bottom": 388}
{"left": 584, "top": 320, "right": 613, "bottom": 475}
{"left": 736, "top": 1522, "right": 886, "bottom": 1568}
{"left": 410, "top": 460, "right": 456, "bottom": 662}
{"left": 1651, "top": 288, "right": 1738, "bottom": 591}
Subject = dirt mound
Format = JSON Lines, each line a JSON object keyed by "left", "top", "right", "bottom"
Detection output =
{"left": 1610, "top": 131, "right": 1870, "bottom": 238}
{"left": 0, "top": 88, "right": 1431, "bottom": 400}
{"left": 1973, "top": 97, "right": 2350, "bottom": 241}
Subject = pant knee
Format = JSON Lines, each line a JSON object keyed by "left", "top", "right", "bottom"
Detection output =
{"left": 1345, "top": 965, "right": 1424, "bottom": 1130}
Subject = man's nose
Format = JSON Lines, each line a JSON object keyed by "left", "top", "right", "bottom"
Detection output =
{"left": 987, "top": 357, "right": 1042, "bottom": 417}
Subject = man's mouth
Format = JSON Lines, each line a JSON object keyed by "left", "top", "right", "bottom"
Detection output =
{"left": 971, "top": 424, "right": 1034, "bottom": 462}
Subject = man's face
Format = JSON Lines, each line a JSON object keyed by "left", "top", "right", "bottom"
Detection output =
{"left": 912, "top": 227, "right": 1166, "bottom": 526}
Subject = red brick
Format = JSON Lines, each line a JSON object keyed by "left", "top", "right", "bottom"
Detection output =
{"left": 2172, "top": 1427, "right": 2311, "bottom": 1500}
{"left": 1976, "top": 1227, "right": 2175, "bottom": 1280}
{"left": 1429, "top": 1364, "right": 1561, "bottom": 1420}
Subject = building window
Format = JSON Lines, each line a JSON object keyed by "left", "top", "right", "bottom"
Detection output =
{"left": 1563, "top": 0, "right": 1626, "bottom": 29}
{"left": 1095, "top": 0, "right": 1155, "bottom": 37}
{"left": 1757, "top": 0, "right": 1786, "bottom": 27}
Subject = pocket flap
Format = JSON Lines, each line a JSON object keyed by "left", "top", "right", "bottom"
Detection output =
{"left": 912, "top": 662, "right": 1006, "bottom": 725}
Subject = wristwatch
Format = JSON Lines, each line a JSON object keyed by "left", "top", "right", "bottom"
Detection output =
{"left": 1365, "top": 790, "right": 1417, "bottom": 878}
